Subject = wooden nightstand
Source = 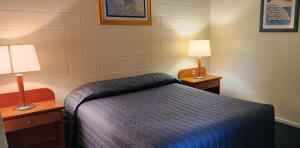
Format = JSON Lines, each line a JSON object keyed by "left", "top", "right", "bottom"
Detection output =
{"left": 0, "top": 88, "right": 65, "bottom": 148}
{"left": 178, "top": 68, "right": 222, "bottom": 94}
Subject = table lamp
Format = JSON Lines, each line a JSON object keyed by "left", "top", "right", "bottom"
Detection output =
{"left": 0, "top": 45, "right": 41, "bottom": 111}
{"left": 188, "top": 40, "right": 211, "bottom": 79}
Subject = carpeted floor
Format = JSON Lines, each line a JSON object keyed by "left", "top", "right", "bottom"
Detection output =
{"left": 276, "top": 122, "right": 300, "bottom": 148}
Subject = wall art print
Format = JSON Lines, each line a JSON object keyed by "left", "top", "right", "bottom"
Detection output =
{"left": 97, "top": 0, "right": 152, "bottom": 25}
{"left": 260, "top": 0, "right": 299, "bottom": 32}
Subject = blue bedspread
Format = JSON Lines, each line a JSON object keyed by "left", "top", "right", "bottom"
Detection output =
{"left": 64, "top": 73, "right": 274, "bottom": 148}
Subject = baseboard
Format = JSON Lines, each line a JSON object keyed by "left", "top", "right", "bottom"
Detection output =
{"left": 275, "top": 117, "right": 300, "bottom": 128}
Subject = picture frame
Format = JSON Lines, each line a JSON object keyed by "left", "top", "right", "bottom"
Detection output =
{"left": 260, "top": 0, "right": 300, "bottom": 32}
{"left": 97, "top": 0, "right": 152, "bottom": 25}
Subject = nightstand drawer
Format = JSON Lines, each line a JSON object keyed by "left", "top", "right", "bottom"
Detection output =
{"left": 180, "top": 75, "right": 222, "bottom": 94}
{"left": 193, "top": 80, "right": 219, "bottom": 90}
{"left": 4, "top": 110, "right": 61, "bottom": 133}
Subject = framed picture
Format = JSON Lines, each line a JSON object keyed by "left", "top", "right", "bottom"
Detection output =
{"left": 260, "top": 0, "right": 300, "bottom": 32}
{"left": 97, "top": 0, "right": 152, "bottom": 25}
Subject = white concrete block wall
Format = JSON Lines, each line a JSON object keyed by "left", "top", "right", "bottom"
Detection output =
{"left": 0, "top": 0, "right": 210, "bottom": 102}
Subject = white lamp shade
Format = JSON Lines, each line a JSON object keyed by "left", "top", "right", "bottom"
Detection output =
{"left": 188, "top": 40, "right": 211, "bottom": 57}
{"left": 9, "top": 45, "right": 41, "bottom": 73}
{"left": 0, "top": 46, "right": 12, "bottom": 75}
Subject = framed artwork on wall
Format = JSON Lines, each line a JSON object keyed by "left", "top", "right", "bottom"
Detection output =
{"left": 260, "top": 0, "right": 300, "bottom": 32}
{"left": 97, "top": 0, "right": 152, "bottom": 25}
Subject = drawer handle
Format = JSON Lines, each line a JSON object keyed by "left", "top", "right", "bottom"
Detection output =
{"left": 26, "top": 120, "right": 32, "bottom": 124}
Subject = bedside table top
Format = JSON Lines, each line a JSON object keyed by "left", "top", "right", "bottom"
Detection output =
{"left": 0, "top": 100, "right": 64, "bottom": 120}
{"left": 180, "top": 75, "right": 222, "bottom": 84}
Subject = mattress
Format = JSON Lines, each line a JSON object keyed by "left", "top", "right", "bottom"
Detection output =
{"left": 64, "top": 73, "right": 274, "bottom": 148}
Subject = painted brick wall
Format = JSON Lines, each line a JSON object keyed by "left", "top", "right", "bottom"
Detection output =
{"left": 0, "top": 0, "right": 210, "bottom": 102}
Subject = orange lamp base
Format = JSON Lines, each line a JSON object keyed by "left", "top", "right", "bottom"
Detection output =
{"left": 15, "top": 74, "right": 36, "bottom": 111}
{"left": 195, "top": 58, "right": 204, "bottom": 79}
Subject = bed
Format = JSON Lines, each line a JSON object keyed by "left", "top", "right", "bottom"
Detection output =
{"left": 64, "top": 73, "right": 274, "bottom": 148}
